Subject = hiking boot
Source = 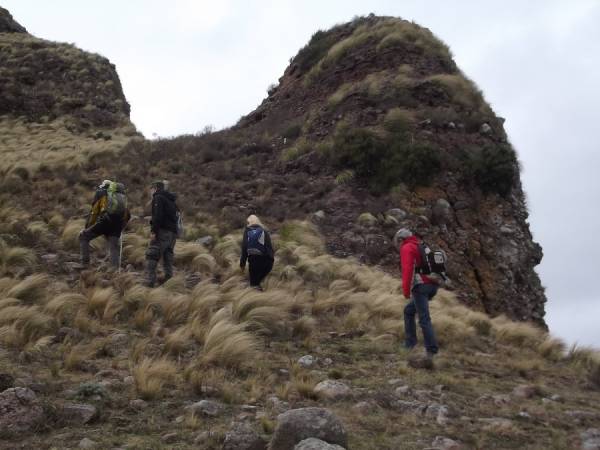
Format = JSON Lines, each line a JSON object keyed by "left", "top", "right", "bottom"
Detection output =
{"left": 252, "top": 285, "right": 264, "bottom": 292}
{"left": 408, "top": 351, "right": 435, "bottom": 370}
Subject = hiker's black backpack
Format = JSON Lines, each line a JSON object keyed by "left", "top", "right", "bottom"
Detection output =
{"left": 416, "top": 242, "right": 448, "bottom": 280}
{"left": 247, "top": 226, "right": 266, "bottom": 256}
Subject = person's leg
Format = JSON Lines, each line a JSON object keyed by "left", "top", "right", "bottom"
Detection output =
{"left": 255, "top": 256, "right": 273, "bottom": 286}
{"left": 107, "top": 235, "right": 120, "bottom": 269}
{"left": 404, "top": 299, "right": 418, "bottom": 349}
{"left": 79, "top": 224, "right": 102, "bottom": 266}
{"left": 145, "top": 234, "right": 162, "bottom": 287}
{"left": 162, "top": 231, "right": 176, "bottom": 282}
{"left": 248, "top": 255, "right": 261, "bottom": 287}
{"left": 413, "top": 284, "right": 439, "bottom": 355}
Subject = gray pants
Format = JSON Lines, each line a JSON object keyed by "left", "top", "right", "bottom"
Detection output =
{"left": 80, "top": 230, "right": 121, "bottom": 268}
{"left": 145, "top": 230, "right": 176, "bottom": 287}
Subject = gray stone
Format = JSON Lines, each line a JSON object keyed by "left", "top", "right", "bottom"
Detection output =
{"left": 387, "top": 379, "right": 404, "bottom": 386}
{"left": 62, "top": 403, "right": 98, "bottom": 425}
{"left": 161, "top": 432, "right": 178, "bottom": 444}
{"left": 223, "top": 422, "right": 266, "bottom": 450}
{"left": 267, "top": 396, "right": 290, "bottom": 414}
{"left": 129, "top": 399, "right": 148, "bottom": 410}
{"left": 512, "top": 384, "right": 538, "bottom": 399}
{"left": 196, "top": 236, "right": 214, "bottom": 247}
{"left": 387, "top": 208, "right": 407, "bottom": 221}
{"left": 581, "top": 429, "right": 600, "bottom": 450}
{"left": 294, "top": 438, "right": 346, "bottom": 450}
{"left": 480, "top": 123, "right": 492, "bottom": 134}
{"left": 395, "top": 385, "right": 411, "bottom": 396}
{"left": 430, "top": 436, "right": 464, "bottom": 450}
{"left": 0, "top": 387, "right": 44, "bottom": 433}
{"left": 194, "top": 430, "right": 218, "bottom": 444}
{"left": 314, "top": 380, "right": 351, "bottom": 400}
{"left": 426, "top": 403, "right": 450, "bottom": 425}
{"left": 41, "top": 253, "right": 58, "bottom": 263}
{"left": 352, "top": 401, "right": 376, "bottom": 414}
{"left": 185, "top": 399, "right": 225, "bottom": 417}
{"left": 312, "top": 211, "right": 326, "bottom": 223}
{"left": 298, "top": 355, "right": 316, "bottom": 368}
{"left": 478, "top": 417, "right": 514, "bottom": 429}
{"left": 79, "top": 438, "right": 97, "bottom": 449}
{"left": 270, "top": 408, "right": 347, "bottom": 450}
{"left": 109, "top": 333, "right": 128, "bottom": 347}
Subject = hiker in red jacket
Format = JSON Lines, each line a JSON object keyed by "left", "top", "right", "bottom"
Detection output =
{"left": 395, "top": 228, "right": 439, "bottom": 359}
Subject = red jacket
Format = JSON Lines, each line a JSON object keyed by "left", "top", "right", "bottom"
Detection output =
{"left": 399, "top": 235, "right": 433, "bottom": 298}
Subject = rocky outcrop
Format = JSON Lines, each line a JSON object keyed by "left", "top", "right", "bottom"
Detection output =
{"left": 0, "top": 7, "right": 26, "bottom": 33}
{"left": 0, "top": 387, "right": 44, "bottom": 434}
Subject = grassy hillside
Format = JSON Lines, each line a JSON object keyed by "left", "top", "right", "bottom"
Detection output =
{"left": 0, "top": 219, "right": 598, "bottom": 449}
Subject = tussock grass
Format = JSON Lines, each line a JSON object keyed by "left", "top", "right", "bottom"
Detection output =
{"left": 493, "top": 317, "right": 544, "bottom": 347}
{"left": 0, "top": 239, "right": 36, "bottom": 275}
{"left": 61, "top": 219, "right": 86, "bottom": 251}
{"left": 86, "top": 287, "right": 118, "bottom": 319}
{"left": 132, "top": 357, "right": 178, "bottom": 400}
{"left": 45, "top": 292, "right": 87, "bottom": 323}
{"left": 5, "top": 274, "right": 48, "bottom": 303}
{"left": 200, "top": 319, "right": 259, "bottom": 369}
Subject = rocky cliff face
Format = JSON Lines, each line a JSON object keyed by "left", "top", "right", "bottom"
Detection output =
{"left": 0, "top": 7, "right": 26, "bottom": 33}
{"left": 0, "top": 9, "right": 130, "bottom": 130}
{"left": 234, "top": 15, "right": 546, "bottom": 324}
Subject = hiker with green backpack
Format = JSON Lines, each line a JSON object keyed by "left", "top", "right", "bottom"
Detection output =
{"left": 79, "top": 180, "right": 130, "bottom": 269}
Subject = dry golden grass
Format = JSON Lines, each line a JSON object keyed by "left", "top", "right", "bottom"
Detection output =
{"left": 132, "top": 357, "right": 178, "bottom": 400}
{"left": 200, "top": 319, "right": 259, "bottom": 369}
{"left": 0, "top": 239, "right": 36, "bottom": 276}
{"left": 0, "top": 117, "right": 135, "bottom": 173}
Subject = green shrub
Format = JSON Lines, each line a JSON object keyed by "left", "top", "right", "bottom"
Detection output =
{"left": 293, "top": 29, "right": 339, "bottom": 72}
{"left": 463, "top": 144, "right": 518, "bottom": 197}
{"left": 329, "top": 123, "right": 441, "bottom": 192}
{"left": 282, "top": 124, "right": 302, "bottom": 140}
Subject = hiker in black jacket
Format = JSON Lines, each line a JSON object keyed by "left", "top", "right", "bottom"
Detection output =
{"left": 240, "top": 215, "right": 274, "bottom": 290}
{"left": 145, "top": 180, "right": 178, "bottom": 287}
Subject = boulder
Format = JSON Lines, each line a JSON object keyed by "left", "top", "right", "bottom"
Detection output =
{"left": 223, "top": 422, "right": 267, "bottom": 450}
{"left": 185, "top": 399, "right": 225, "bottom": 417}
{"left": 314, "top": 380, "right": 352, "bottom": 400}
{"left": 270, "top": 408, "right": 347, "bottom": 450}
{"left": 294, "top": 438, "right": 346, "bottom": 450}
{"left": 0, "top": 387, "right": 44, "bottom": 433}
{"left": 298, "top": 355, "right": 316, "bottom": 368}
{"left": 79, "top": 438, "right": 97, "bottom": 449}
{"left": 62, "top": 403, "right": 98, "bottom": 425}
{"left": 430, "top": 436, "right": 464, "bottom": 450}
{"left": 581, "top": 429, "right": 600, "bottom": 450}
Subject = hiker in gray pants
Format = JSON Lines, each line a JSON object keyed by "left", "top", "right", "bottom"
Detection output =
{"left": 145, "top": 180, "right": 179, "bottom": 287}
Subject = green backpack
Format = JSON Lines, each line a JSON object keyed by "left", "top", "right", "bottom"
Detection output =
{"left": 106, "top": 182, "right": 127, "bottom": 216}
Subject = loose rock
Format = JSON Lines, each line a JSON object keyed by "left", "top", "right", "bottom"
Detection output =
{"left": 0, "top": 387, "right": 44, "bottom": 433}
{"left": 223, "top": 422, "right": 266, "bottom": 450}
{"left": 62, "top": 403, "right": 98, "bottom": 425}
{"left": 314, "top": 380, "right": 351, "bottom": 400}
{"left": 270, "top": 407, "right": 347, "bottom": 450}
{"left": 294, "top": 438, "right": 346, "bottom": 450}
{"left": 79, "top": 438, "right": 97, "bottom": 449}
{"left": 185, "top": 399, "right": 225, "bottom": 417}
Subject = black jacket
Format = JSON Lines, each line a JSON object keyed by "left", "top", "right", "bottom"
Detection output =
{"left": 240, "top": 225, "right": 274, "bottom": 267}
{"left": 151, "top": 190, "right": 178, "bottom": 234}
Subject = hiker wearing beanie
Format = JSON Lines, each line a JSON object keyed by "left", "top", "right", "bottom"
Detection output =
{"left": 145, "top": 180, "right": 178, "bottom": 287}
{"left": 240, "top": 215, "right": 274, "bottom": 291}
{"left": 395, "top": 228, "right": 439, "bottom": 359}
{"left": 79, "top": 180, "right": 129, "bottom": 269}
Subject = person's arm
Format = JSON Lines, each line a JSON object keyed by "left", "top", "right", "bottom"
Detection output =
{"left": 240, "top": 228, "right": 248, "bottom": 268}
{"left": 151, "top": 195, "right": 163, "bottom": 234}
{"left": 401, "top": 244, "right": 415, "bottom": 299}
{"left": 264, "top": 230, "right": 274, "bottom": 259}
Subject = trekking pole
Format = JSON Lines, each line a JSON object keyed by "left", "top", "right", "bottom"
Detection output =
{"left": 118, "top": 233, "right": 123, "bottom": 273}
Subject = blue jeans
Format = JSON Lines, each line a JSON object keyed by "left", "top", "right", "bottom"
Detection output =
{"left": 404, "top": 283, "right": 439, "bottom": 354}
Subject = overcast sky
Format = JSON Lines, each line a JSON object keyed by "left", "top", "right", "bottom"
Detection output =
{"left": 4, "top": 0, "right": 599, "bottom": 347}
